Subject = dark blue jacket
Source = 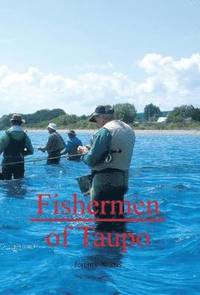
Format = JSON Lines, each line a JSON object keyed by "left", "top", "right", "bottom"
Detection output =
{"left": 63, "top": 136, "right": 83, "bottom": 156}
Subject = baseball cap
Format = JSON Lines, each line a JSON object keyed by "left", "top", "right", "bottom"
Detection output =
{"left": 89, "top": 105, "right": 114, "bottom": 122}
{"left": 68, "top": 130, "right": 76, "bottom": 136}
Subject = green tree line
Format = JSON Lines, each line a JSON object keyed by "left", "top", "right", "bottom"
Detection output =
{"left": 0, "top": 103, "right": 200, "bottom": 130}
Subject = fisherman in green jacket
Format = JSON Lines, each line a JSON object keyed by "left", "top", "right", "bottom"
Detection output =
{"left": 78, "top": 105, "right": 135, "bottom": 230}
{"left": 0, "top": 114, "right": 34, "bottom": 180}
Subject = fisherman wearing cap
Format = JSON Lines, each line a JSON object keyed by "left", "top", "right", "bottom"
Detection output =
{"left": 0, "top": 114, "right": 34, "bottom": 180}
{"left": 38, "top": 123, "right": 66, "bottom": 165}
{"left": 61, "top": 130, "right": 83, "bottom": 161}
{"left": 78, "top": 105, "right": 135, "bottom": 229}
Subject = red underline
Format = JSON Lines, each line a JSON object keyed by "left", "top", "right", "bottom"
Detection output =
{"left": 31, "top": 217, "right": 165, "bottom": 223}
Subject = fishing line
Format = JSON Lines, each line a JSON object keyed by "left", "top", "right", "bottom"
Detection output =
{"left": 0, "top": 153, "right": 87, "bottom": 167}
{"left": 0, "top": 149, "right": 122, "bottom": 167}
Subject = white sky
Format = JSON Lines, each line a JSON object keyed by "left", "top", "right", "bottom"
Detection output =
{"left": 0, "top": 0, "right": 200, "bottom": 115}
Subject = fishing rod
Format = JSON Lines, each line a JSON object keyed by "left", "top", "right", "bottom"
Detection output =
{"left": 0, "top": 152, "right": 87, "bottom": 167}
{"left": 0, "top": 148, "right": 122, "bottom": 167}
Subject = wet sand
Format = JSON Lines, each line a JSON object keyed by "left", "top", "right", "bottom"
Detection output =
{"left": 26, "top": 129, "right": 200, "bottom": 135}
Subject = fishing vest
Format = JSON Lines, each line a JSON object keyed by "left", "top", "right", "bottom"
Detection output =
{"left": 3, "top": 131, "right": 26, "bottom": 159}
{"left": 92, "top": 120, "right": 135, "bottom": 172}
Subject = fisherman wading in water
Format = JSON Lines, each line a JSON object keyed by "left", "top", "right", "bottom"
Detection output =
{"left": 38, "top": 123, "right": 65, "bottom": 165}
{"left": 0, "top": 114, "right": 34, "bottom": 180}
{"left": 61, "top": 130, "right": 82, "bottom": 161}
{"left": 78, "top": 105, "right": 135, "bottom": 231}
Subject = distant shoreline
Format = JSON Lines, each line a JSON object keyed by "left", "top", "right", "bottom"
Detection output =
{"left": 24, "top": 129, "right": 200, "bottom": 135}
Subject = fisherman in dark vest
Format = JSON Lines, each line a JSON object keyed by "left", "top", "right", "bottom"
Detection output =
{"left": 0, "top": 114, "right": 34, "bottom": 180}
{"left": 78, "top": 105, "right": 135, "bottom": 231}
{"left": 38, "top": 123, "right": 66, "bottom": 165}
{"left": 61, "top": 130, "right": 83, "bottom": 161}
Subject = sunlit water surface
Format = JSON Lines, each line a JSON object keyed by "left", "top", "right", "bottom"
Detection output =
{"left": 0, "top": 131, "right": 199, "bottom": 295}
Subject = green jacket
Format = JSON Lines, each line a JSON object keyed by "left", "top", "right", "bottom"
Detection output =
{"left": 0, "top": 126, "right": 34, "bottom": 157}
{"left": 83, "top": 128, "right": 112, "bottom": 168}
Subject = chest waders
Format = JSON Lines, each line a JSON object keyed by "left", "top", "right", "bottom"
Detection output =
{"left": 2, "top": 132, "right": 26, "bottom": 180}
{"left": 90, "top": 121, "right": 134, "bottom": 231}
{"left": 47, "top": 150, "right": 61, "bottom": 165}
{"left": 76, "top": 167, "right": 127, "bottom": 232}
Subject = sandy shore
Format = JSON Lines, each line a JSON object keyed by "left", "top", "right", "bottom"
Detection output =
{"left": 135, "top": 129, "right": 200, "bottom": 135}
{"left": 25, "top": 129, "right": 200, "bottom": 135}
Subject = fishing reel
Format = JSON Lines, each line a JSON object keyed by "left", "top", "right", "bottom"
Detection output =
{"left": 104, "top": 149, "right": 122, "bottom": 163}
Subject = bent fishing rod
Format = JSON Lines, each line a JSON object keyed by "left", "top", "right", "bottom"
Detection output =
{"left": 0, "top": 149, "right": 122, "bottom": 167}
{"left": 0, "top": 153, "right": 86, "bottom": 166}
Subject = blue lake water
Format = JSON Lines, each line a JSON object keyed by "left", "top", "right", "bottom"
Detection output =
{"left": 0, "top": 131, "right": 200, "bottom": 295}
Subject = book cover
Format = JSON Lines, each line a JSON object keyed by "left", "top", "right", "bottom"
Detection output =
{"left": 0, "top": 1, "right": 199, "bottom": 295}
